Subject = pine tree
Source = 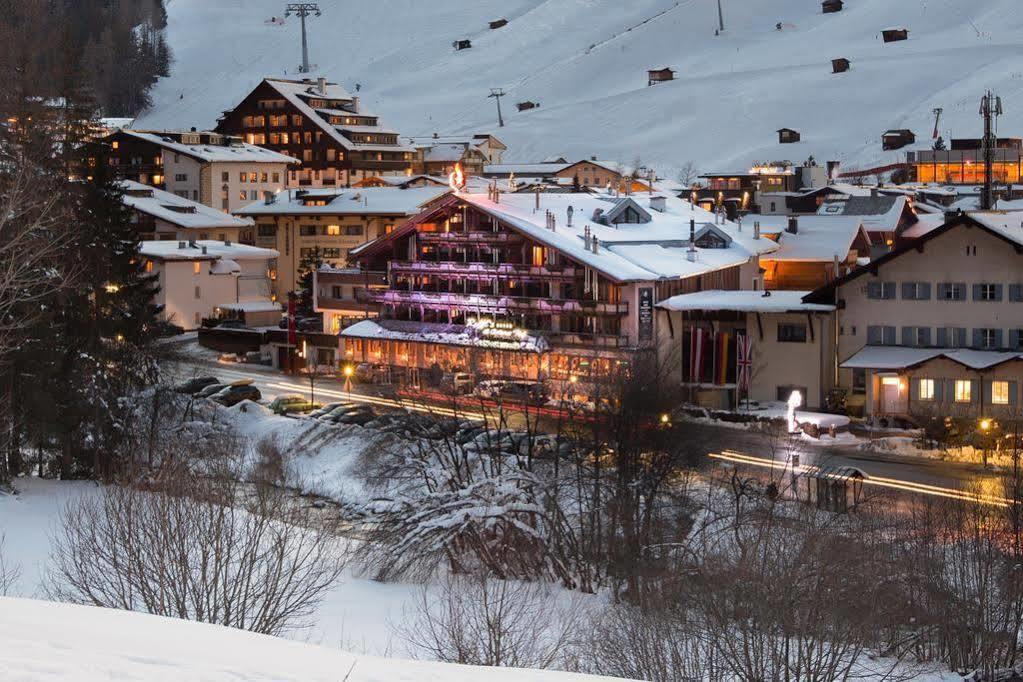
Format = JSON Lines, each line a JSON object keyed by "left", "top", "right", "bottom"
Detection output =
{"left": 296, "top": 247, "right": 324, "bottom": 318}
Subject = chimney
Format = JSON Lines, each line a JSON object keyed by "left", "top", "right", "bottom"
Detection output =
{"left": 584, "top": 225, "right": 592, "bottom": 250}
{"left": 433, "top": 132, "right": 439, "bottom": 139}
{"left": 352, "top": 96, "right": 360, "bottom": 113}
{"left": 687, "top": 218, "right": 697, "bottom": 262}
{"left": 188, "top": 239, "right": 197, "bottom": 248}
{"left": 649, "top": 195, "right": 666, "bottom": 212}
{"left": 317, "top": 76, "right": 327, "bottom": 94}
{"left": 592, "top": 237, "right": 599, "bottom": 254}
{"left": 534, "top": 189, "right": 541, "bottom": 212}
{"left": 567, "top": 205, "right": 574, "bottom": 226}
{"left": 224, "top": 239, "right": 232, "bottom": 246}
{"left": 787, "top": 216, "right": 798, "bottom": 234}
{"left": 201, "top": 245, "right": 207, "bottom": 255}
{"left": 178, "top": 241, "right": 186, "bottom": 249}
{"left": 736, "top": 215, "right": 743, "bottom": 232}
{"left": 832, "top": 253, "right": 841, "bottom": 280}
{"left": 754, "top": 221, "right": 761, "bottom": 240}
{"left": 591, "top": 155, "right": 597, "bottom": 161}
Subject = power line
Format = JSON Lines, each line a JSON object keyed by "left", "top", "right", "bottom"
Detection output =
{"left": 284, "top": 3, "right": 322, "bottom": 74}
{"left": 488, "top": 88, "right": 506, "bottom": 128}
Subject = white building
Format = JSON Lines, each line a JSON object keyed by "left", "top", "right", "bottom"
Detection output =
{"left": 141, "top": 240, "right": 280, "bottom": 330}
{"left": 120, "top": 181, "right": 255, "bottom": 243}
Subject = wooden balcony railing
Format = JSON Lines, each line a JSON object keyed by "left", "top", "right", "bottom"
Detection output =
{"left": 389, "top": 260, "right": 576, "bottom": 282}
{"left": 356, "top": 289, "right": 627, "bottom": 316}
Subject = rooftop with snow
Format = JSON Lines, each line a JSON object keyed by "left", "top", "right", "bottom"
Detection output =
{"left": 119, "top": 181, "right": 254, "bottom": 230}
{"left": 236, "top": 186, "right": 451, "bottom": 217}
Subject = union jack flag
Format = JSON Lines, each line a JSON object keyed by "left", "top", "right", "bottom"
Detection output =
{"left": 736, "top": 333, "right": 752, "bottom": 392}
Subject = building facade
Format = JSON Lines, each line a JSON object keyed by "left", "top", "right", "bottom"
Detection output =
{"left": 216, "top": 77, "right": 414, "bottom": 188}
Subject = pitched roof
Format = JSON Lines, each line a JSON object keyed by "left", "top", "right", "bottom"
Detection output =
{"left": 116, "top": 130, "right": 298, "bottom": 164}
{"left": 236, "top": 186, "right": 450, "bottom": 217}
{"left": 763, "top": 215, "right": 870, "bottom": 262}
{"left": 119, "top": 181, "right": 254, "bottom": 230}
{"left": 841, "top": 346, "right": 1023, "bottom": 371}
{"left": 140, "top": 239, "right": 278, "bottom": 262}
{"left": 658, "top": 290, "right": 835, "bottom": 313}
{"left": 817, "top": 194, "right": 912, "bottom": 232}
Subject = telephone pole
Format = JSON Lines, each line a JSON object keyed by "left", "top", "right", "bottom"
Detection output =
{"left": 980, "top": 90, "right": 1003, "bottom": 210}
{"left": 489, "top": 88, "right": 506, "bottom": 127}
{"left": 285, "top": 3, "right": 322, "bottom": 74}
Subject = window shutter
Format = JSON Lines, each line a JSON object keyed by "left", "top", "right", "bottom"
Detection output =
{"left": 983, "top": 380, "right": 993, "bottom": 406}
{"left": 1011, "top": 329, "right": 1020, "bottom": 350}
{"left": 956, "top": 328, "right": 968, "bottom": 347}
{"left": 934, "top": 379, "right": 944, "bottom": 403}
{"left": 883, "top": 282, "right": 896, "bottom": 299}
{"left": 919, "top": 327, "right": 931, "bottom": 346}
{"left": 973, "top": 328, "right": 984, "bottom": 349}
{"left": 937, "top": 328, "right": 948, "bottom": 346}
{"left": 867, "top": 326, "right": 882, "bottom": 345}
{"left": 994, "top": 284, "right": 1004, "bottom": 301}
{"left": 920, "top": 282, "right": 932, "bottom": 300}
{"left": 1011, "top": 381, "right": 1019, "bottom": 406}
{"left": 973, "top": 284, "right": 984, "bottom": 301}
{"left": 972, "top": 380, "right": 981, "bottom": 404}
{"left": 937, "top": 283, "right": 948, "bottom": 300}
{"left": 902, "top": 282, "right": 915, "bottom": 300}
{"left": 956, "top": 283, "right": 967, "bottom": 300}
{"left": 883, "top": 326, "right": 896, "bottom": 345}
{"left": 901, "top": 327, "right": 914, "bottom": 346}
{"left": 995, "top": 329, "right": 1004, "bottom": 349}
{"left": 1011, "top": 284, "right": 1023, "bottom": 302}
{"left": 946, "top": 379, "right": 956, "bottom": 403}
{"left": 867, "top": 282, "right": 881, "bottom": 299}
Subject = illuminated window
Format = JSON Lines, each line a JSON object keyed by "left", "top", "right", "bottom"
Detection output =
{"left": 111, "top": 140, "right": 119, "bottom": 150}
{"left": 532, "top": 246, "right": 545, "bottom": 267}
{"left": 144, "top": 260, "right": 153, "bottom": 273}
{"left": 954, "top": 380, "right": 972, "bottom": 403}
{"left": 993, "top": 381, "right": 1010, "bottom": 405}
{"left": 919, "top": 378, "right": 935, "bottom": 401}
{"left": 193, "top": 262, "right": 201, "bottom": 275}
{"left": 326, "top": 225, "right": 341, "bottom": 236}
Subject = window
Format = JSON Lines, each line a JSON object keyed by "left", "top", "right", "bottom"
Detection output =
{"left": 976, "top": 328, "right": 1001, "bottom": 349}
{"left": 852, "top": 368, "right": 866, "bottom": 391}
{"left": 280, "top": 132, "right": 290, "bottom": 144}
{"left": 272, "top": 172, "right": 280, "bottom": 183}
{"left": 954, "top": 380, "right": 972, "bottom": 403}
{"left": 326, "top": 149, "right": 336, "bottom": 162}
{"left": 777, "top": 323, "right": 807, "bottom": 343}
{"left": 299, "top": 225, "right": 317, "bottom": 237}
{"left": 867, "top": 325, "right": 897, "bottom": 345}
{"left": 903, "top": 326, "right": 931, "bottom": 347}
{"left": 222, "top": 198, "right": 229, "bottom": 209}
{"left": 866, "top": 281, "right": 896, "bottom": 299}
{"left": 192, "top": 262, "right": 201, "bottom": 275}
{"left": 975, "top": 283, "right": 1003, "bottom": 301}
{"left": 260, "top": 172, "right": 268, "bottom": 183}
{"left": 326, "top": 225, "right": 341, "bottom": 236}
{"left": 173, "top": 173, "right": 187, "bottom": 182}
{"left": 239, "top": 172, "right": 247, "bottom": 183}
{"left": 248, "top": 172, "right": 257, "bottom": 183}
{"left": 919, "top": 378, "right": 936, "bottom": 401}
{"left": 239, "top": 191, "right": 247, "bottom": 201}
{"left": 321, "top": 248, "right": 341, "bottom": 259}
{"left": 257, "top": 224, "right": 275, "bottom": 237}
{"left": 194, "top": 285, "right": 201, "bottom": 300}
{"left": 221, "top": 172, "right": 229, "bottom": 182}
{"left": 902, "top": 282, "right": 931, "bottom": 300}
{"left": 144, "top": 260, "right": 153, "bottom": 273}
{"left": 111, "top": 140, "right": 119, "bottom": 150}
{"left": 938, "top": 282, "right": 966, "bottom": 300}
{"left": 344, "top": 225, "right": 364, "bottom": 236}
{"left": 993, "top": 381, "right": 1010, "bottom": 405}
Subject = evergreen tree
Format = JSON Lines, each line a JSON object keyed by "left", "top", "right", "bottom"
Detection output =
{"left": 296, "top": 247, "right": 324, "bottom": 318}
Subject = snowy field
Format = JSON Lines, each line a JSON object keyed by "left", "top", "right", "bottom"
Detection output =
{"left": 138, "top": 0, "right": 1023, "bottom": 175}
{"left": 0, "top": 597, "right": 624, "bottom": 682}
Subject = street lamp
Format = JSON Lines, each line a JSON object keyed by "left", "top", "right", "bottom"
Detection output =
{"left": 660, "top": 413, "right": 671, "bottom": 427}
{"left": 343, "top": 364, "right": 354, "bottom": 399}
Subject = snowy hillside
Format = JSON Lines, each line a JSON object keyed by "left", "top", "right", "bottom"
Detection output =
{"left": 140, "top": 0, "right": 1023, "bottom": 177}
{"left": 0, "top": 597, "right": 630, "bottom": 681}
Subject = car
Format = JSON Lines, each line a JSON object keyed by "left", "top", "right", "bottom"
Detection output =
{"left": 196, "top": 383, "right": 229, "bottom": 399}
{"left": 473, "top": 380, "right": 507, "bottom": 398}
{"left": 333, "top": 405, "right": 375, "bottom": 426}
{"left": 355, "top": 362, "right": 389, "bottom": 384}
{"left": 322, "top": 403, "right": 361, "bottom": 421}
{"left": 297, "top": 316, "right": 322, "bottom": 332}
{"left": 308, "top": 402, "right": 351, "bottom": 419}
{"left": 214, "top": 319, "right": 248, "bottom": 330}
{"left": 268, "top": 395, "right": 319, "bottom": 415}
{"left": 211, "top": 384, "right": 262, "bottom": 407}
{"left": 495, "top": 381, "right": 549, "bottom": 406}
{"left": 174, "top": 376, "right": 221, "bottom": 394}
{"left": 441, "top": 371, "right": 473, "bottom": 395}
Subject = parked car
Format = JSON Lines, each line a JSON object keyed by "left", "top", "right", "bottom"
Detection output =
{"left": 309, "top": 402, "right": 350, "bottom": 419}
{"left": 297, "top": 316, "right": 322, "bottom": 332}
{"left": 441, "top": 371, "right": 474, "bottom": 395}
{"left": 495, "top": 381, "right": 549, "bottom": 406}
{"left": 268, "top": 395, "right": 318, "bottom": 415}
{"left": 212, "top": 383, "right": 262, "bottom": 407}
{"left": 196, "top": 383, "right": 229, "bottom": 399}
{"left": 332, "top": 404, "right": 375, "bottom": 426}
{"left": 174, "top": 376, "right": 220, "bottom": 394}
{"left": 355, "top": 362, "right": 389, "bottom": 384}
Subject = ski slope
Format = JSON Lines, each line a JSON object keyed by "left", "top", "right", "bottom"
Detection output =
{"left": 140, "top": 0, "right": 1023, "bottom": 177}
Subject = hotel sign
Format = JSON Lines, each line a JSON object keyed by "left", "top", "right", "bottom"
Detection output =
{"left": 638, "top": 288, "right": 654, "bottom": 341}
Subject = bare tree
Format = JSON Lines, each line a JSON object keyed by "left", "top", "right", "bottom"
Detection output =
{"left": 45, "top": 469, "right": 347, "bottom": 636}
{"left": 677, "top": 161, "right": 699, "bottom": 188}
{"left": 395, "top": 573, "right": 582, "bottom": 669}
{"left": 0, "top": 534, "right": 20, "bottom": 596}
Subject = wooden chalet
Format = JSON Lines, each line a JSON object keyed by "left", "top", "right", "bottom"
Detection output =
{"left": 882, "top": 28, "right": 909, "bottom": 43}
{"left": 453, "top": 39, "right": 472, "bottom": 50}
{"left": 215, "top": 77, "right": 413, "bottom": 188}
{"left": 647, "top": 67, "right": 676, "bottom": 86}
{"left": 489, "top": 18, "right": 508, "bottom": 29}
{"left": 832, "top": 58, "right": 850, "bottom": 74}
{"left": 516, "top": 101, "right": 540, "bottom": 112}
{"left": 822, "top": 0, "right": 844, "bottom": 13}
{"left": 882, "top": 129, "right": 916, "bottom": 151}
{"left": 777, "top": 128, "right": 801, "bottom": 144}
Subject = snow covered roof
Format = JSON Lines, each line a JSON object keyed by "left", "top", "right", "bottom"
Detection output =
{"left": 452, "top": 191, "right": 777, "bottom": 283}
{"left": 0, "top": 597, "right": 627, "bottom": 682}
{"left": 341, "top": 319, "right": 549, "bottom": 353}
{"left": 765, "top": 216, "right": 870, "bottom": 262}
{"left": 216, "top": 300, "right": 282, "bottom": 313}
{"left": 119, "top": 181, "right": 254, "bottom": 230}
{"left": 841, "top": 346, "right": 1023, "bottom": 371}
{"left": 264, "top": 78, "right": 414, "bottom": 154}
{"left": 898, "top": 212, "right": 946, "bottom": 239}
{"left": 658, "top": 290, "right": 834, "bottom": 313}
{"left": 423, "top": 143, "right": 480, "bottom": 163}
{"left": 237, "top": 186, "right": 450, "bottom": 217}
{"left": 817, "top": 194, "right": 910, "bottom": 232}
{"left": 117, "top": 130, "right": 298, "bottom": 164}
{"left": 484, "top": 163, "right": 569, "bottom": 176}
{"left": 140, "top": 239, "right": 278, "bottom": 262}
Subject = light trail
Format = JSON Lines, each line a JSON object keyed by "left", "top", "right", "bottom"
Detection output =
{"left": 709, "top": 450, "right": 1011, "bottom": 508}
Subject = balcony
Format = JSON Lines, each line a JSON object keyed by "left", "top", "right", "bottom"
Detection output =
{"left": 545, "top": 331, "right": 631, "bottom": 349}
{"left": 389, "top": 260, "right": 576, "bottom": 282}
{"left": 418, "top": 231, "right": 523, "bottom": 245}
{"left": 356, "top": 289, "right": 628, "bottom": 316}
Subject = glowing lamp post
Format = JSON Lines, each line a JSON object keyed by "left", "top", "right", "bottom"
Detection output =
{"left": 343, "top": 364, "right": 354, "bottom": 399}
{"left": 787, "top": 389, "right": 803, "bottom": 434}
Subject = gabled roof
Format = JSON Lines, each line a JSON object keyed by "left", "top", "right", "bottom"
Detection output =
{"left": 817, "top": 194, "right": 913, "bottom": 232}
{"left": 119, "top": 181, "right": 254, "bottom": 230}
{"left": 594, "top": 197, "right": 652, "bottom": 225}
{"left": 693, "top": 223, "right": 734, "bottom": 246}
{"left": 804, "top": 211, "right": 1023, "bottom": 303}
{"left": 140, "top": 239, "right": 278, "bottom": 262}
{"left": 763, "top": 215, "right": 870, "bottom": 262}
{"left": 115, "top": 130, "right": 298, "bottom": 165}
{"left": 841, "top": 346, "right": 1023, "bottom": 371}
{"left": 236, "top": 186, "right": 450, "bottom": 217}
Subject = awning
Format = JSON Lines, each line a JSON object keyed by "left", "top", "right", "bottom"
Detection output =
{"left": 341, "top": 319, "right": 548, "bottom": 353}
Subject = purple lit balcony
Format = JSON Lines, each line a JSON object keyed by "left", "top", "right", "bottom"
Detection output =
{"left": 356, "top": 289, "right": 628, "bottom": 316}
{"left": 418, "top": 231, "right": 523, "bottom": 245}
{"left": 389, "top": 260, "right": 577, "bottom": 282}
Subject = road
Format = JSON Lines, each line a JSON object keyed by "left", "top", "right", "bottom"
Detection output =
{"left": 163, "top": 356, "right": 1010, "bottom": 507}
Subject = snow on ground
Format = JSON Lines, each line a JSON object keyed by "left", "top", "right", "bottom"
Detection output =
{"left": 138, "top": 0, "right": 1023, "bottom": 175}
{"left": 0, "top": 597, "right": 626, "bottom": 682}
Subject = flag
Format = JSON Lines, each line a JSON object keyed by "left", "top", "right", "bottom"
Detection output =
{"left": 737, "top": 333, "right": 752, "bottom": 392}
{"left": 689, "top": 326, "right": 704, "bottom": 384}
{"left": 716, "top": 331, "right": 730, "bottom": 385}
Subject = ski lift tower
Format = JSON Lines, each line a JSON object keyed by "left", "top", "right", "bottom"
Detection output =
{"left": 285, "top": 3, "right": 322, "bottom": 74}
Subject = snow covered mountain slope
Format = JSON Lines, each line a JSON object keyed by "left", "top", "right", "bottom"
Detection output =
{"left": 140, "top": 0, "right": 1023, "bottom": 176}
{"left": 0, "top": 597, "right": 629, "bottom": 682}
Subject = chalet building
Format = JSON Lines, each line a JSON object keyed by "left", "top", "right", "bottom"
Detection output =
{"left": 816, "top": 192, "right": 918, "bottom": 245}
{"left": 517, "top": 101, "right": 540, "bottom": 112}
{"left": 331, "top": 191, "right": 776, "bottom": 390}
{"left": 354, "top": 174, "right": 447, "bottom": 189}
{"left": 489, "top": 18, "right": 508, "bottom": 29}
{"left": 760, "top": 215, "right": 872, "bottom": 290}
{"left": 101, "top": 130, "right": 165, "bottom": 187}
{"left": 216, "top": 77, "right": 414, "bottom": 189}
{"left": 882, "top": 28, "right": 909, "bottom": 43}
{"left": 406, "top": 134, "right": 506, "bottom": 177}
{"left": 658, "top": 291, "right": 836, "bottom": 409}
{"left": 104, "top": 129, "right": 297, "bottom": 213}
{"left": 555, "top": 159, "right": 654, "bottom": 192}
{"left": 804, "top": 211, "right": 1023, "bottom": 420}
{"left": 141, "top": 240, "right": 279, "bottom": 330}
{"left": 647, "top": 67, "right": 675, "bottom": 86}
{"left": 909, "top": 137, "right": 1023, "bottom": 185}
{"left": 236, "top": 185, "right": 450, "bottom": 300}
{"left": 120, "top": 181, "right": 255, "bottom": 244}
{"left": 832, "top": 58, "right": 850, "bottom": 74}
{"left": 778, "top": 128, "right": 802, "bottom": 144}
{"left": 408, "top": 133, "right": 506, "bottom": 166}
{"left": 695, "top": 163, "right": 829, "bottom": 217}
{"left": 484, "top": 162, "right": 570, "bottom": 181}
{"left": 756, "top": 185, "right": 858, "bottom": 216}
{"left": 882, "top": 129, "right": 916, "bottom": 151}
{"left": 822, "top": 0, "right": 844, "bottom": 13}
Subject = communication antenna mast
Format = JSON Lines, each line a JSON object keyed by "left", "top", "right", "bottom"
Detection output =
{"left": 285, "top": 3, "right": 322, "bottom": 74}
{"left": 717, "top": 0, "right": 725, "bottom": 32}
{"left": 931, "top": 107, "right": 943, "bottom": 140}
{"left": 979, "top": 90, "right": 1003, "bottom": 210}
{"left": 488, "top": 88, "right": 506, "bottom": 128}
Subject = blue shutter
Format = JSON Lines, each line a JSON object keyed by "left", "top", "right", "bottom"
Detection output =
{"left": 937, "top": 283, "right": 948, "bottom": 300}
{"left": 1011, "top": 329, "right": 1021, "bottom": 350}
{"left": 912, "top": 378, "right": 922, "bottom": 401}
{"left": 936, "top": 328, "right": 948, "bottom": 346}
{"left": 867, "top": 326, "right": 882, "bottom": 345}
{"left": 883, "top": 326, "right": 897, "bottom": 345}
{"left": 1011, "top": 381, "right": 1019, "bottom": 406}
{"left": 995, "top": 329, "right": 1005, "bottom": 349}
{"left": 973, "top": 329, "right": 984, "bottom": 349}
{"left": 934, "top": 379, "right": 944, "bottom": 403}
{"left": 920, "top": 327, "right": 931, "bottom": 347}
{"left": 956, "top": 328, "right": 968, "bottom": 347}
{"left": 867, "top": 282, "right": 881, "bottom": 299}
{"left": 973, "top": 284, "right": 984, "bottom": 301}
{"left": 994, "top": 284, "right": 1004, "bottom": 301}
{"left": 920, "top": 282, "right": 932, "bottom": 300}
{"left": 956, "top": 283, "right": 967, "bottom": 301}
{"left": 1011, "top": 284, "right": 1023, "bottom": 302}
{"left": 983, "top": 380, "right": 993, "bottom": 406}
{"left": 883, "top": 282, "right": 896, "bottom": 299}
{"left": 946, "top": 379, "right": 956, "bottom": 403}
{"left": 902, "top": 282, "right": 915, "bottom": 300}
{"left": 972, "top": 380, "right": 981, "bottom": 404}
{"left": 902, "top": 327, "right": 914, "bottom": 346}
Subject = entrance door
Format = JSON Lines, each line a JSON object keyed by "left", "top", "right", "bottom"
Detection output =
{"left": 880, "top": 380, "right": 900, "bottom": 414}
